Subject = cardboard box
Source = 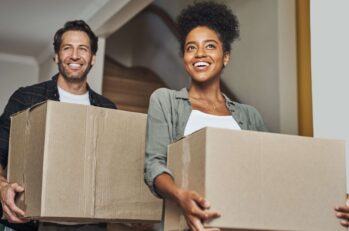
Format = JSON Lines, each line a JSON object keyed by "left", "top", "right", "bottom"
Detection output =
{"left": 7, "top": 101, "right": 162, "bottom": 222}
{"left": 164, "top": 128, "right": 346, "bottom": 231}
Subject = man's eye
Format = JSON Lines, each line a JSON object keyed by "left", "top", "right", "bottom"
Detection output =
{"left": 79, "top": 48, "right": 87, "bottom": 52}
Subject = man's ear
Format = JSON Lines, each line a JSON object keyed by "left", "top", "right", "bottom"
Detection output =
{"left": 91, "top": 55, "right": 96, "bottom": 66}
{"left": 54, "top": 54, "right": 59, "bottom": 64}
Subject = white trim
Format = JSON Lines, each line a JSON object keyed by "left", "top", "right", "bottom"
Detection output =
{"left": 94, "top": 0, "right": 153, "bottom": 37}
{"left": 277, "top": 0, "right": 298, "bottom": 135}
{"left": 0, "top": 52, "right": 37, "bottom": 65}
{"left": 79, "top": 0, "right": 110, "bottom": 22}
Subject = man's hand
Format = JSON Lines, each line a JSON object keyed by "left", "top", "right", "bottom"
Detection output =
{"left": 0, "top": 181, "right": 28, "bottom": 223}
{"left": 177, "top": 189, "right": 221, "bottom": 231}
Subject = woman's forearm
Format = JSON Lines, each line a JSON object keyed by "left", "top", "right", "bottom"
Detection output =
{"left": 154, "top": 173, "right": 183, "bottom": 203}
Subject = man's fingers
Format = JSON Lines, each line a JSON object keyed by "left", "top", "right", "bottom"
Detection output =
{"left": 2, "top": 204, "right": 26, "bottom": 223}
{"left": 7, "top": 202, "right": 25, "bottom": 217}
{"left": 5, "top": 193, "right": 25, "bottom": 217}
{"left": 10, "top": 183, "right": 24, "bottom": 193}
{"left": 1, "top": 183, "right": 26, "bottom": 217}
{"left": 4, "top": 201, "right": 26, "bottom": 221}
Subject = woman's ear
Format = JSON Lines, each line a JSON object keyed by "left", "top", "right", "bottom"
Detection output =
{"left": 223, "top": 52, "right": 230, "bottom": 67}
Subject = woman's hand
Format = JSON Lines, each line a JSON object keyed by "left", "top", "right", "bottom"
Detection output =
{"left": 154, "top": 174, "right": 221, "bottom": 231}
{"left": 176, "top": 189, "right": 221, "bottom": 231}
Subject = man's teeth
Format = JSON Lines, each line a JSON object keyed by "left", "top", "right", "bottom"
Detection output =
{"left": 194, "top": 62, "right": 209, "bottom": 67}
{"left": 69, "top": 63, "right": 81, "bottom": 69}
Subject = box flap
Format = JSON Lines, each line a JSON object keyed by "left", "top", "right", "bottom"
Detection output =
{"left": 8, "top": 101, "right": 48, "bottom": 216}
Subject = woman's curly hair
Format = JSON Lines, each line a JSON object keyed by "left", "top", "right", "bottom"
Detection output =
{"left": 177, "top": 1, "right": 240, "bottom": 55}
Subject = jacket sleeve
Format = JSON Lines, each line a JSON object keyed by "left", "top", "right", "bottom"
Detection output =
{"left": 144, "top": 89, "right": 174, "bottom": 198}
{"left": 250, "top": 106, "right": 268, "bottom": 132}
{"left": 0, "top": 88, "right": 26, "bottom": 169}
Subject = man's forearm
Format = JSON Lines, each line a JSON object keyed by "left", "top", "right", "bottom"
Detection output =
{"left": 0, "top": 165, "right": 9, "bottom": 189}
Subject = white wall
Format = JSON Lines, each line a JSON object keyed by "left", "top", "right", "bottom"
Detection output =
{"left": 0, "top": 53, "right": 38, "bottom": 113}
{"left": 225, "top": 0, "right": 297, "bottom": 134}
{"left": 310, "top": 0, "right": 349, "bottom": 191}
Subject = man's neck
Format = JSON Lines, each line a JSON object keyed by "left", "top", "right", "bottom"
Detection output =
{"left": 57, "top": 75, "right": 88, "bottom": 95}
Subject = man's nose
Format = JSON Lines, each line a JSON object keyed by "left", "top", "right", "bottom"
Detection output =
{"left": 71, "top": 48, "right": 79, "bottom": 59}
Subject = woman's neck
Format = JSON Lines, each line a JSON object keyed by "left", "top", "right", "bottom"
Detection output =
{"left": 188, "top": 82, "right": 224, "bottom": 102}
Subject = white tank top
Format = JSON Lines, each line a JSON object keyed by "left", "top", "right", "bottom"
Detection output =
{"left": 58, "top": 86, "right": 90, "bottom": 105}
{"left": 184, "top": 110, "right": 241, "bottom": 136}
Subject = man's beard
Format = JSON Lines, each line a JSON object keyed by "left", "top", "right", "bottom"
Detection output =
{"left": 58, "top": 60, "right": 93, "bottom": 84}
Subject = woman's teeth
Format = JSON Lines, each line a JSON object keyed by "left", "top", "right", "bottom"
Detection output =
{"left": 194, "top": 61, "right": 209, "bottom": 67}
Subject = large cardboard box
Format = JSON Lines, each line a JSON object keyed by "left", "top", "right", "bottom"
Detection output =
{"left": 7, "top": 101, "right": 162, "bottom": 222}
{"left": 164, "top": 128, "right": 346, "bottom": 231}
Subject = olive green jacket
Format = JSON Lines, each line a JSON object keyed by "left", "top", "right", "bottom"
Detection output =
{"left": 144, "top": 88, "right": 267, "bottom": 196}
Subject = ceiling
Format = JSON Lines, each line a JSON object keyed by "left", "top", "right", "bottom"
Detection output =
{"left": 0, "top": 0, "right": 109, "bottom": 59}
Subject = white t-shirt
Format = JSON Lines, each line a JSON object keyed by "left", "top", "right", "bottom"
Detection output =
{"left": 58, "top": 86, "right": 90, "bottom": 105}
{"left": 184, "top": 110, "right": 241, "bottom": 136}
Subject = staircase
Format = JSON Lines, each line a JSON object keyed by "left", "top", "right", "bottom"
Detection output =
{"left": 102, "top": 56, "right": 167, "bottom": 113}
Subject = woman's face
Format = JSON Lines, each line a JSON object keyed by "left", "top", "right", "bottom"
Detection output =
{"left": 183, "top": 26, "right": 229, "bottom": 84}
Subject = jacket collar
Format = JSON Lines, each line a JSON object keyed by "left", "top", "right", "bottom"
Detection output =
{"left": 175, "top": 87, "right": 236, "bottom": 106}
{"left": 50, "top": 73, "right": 99, "bottom": 106}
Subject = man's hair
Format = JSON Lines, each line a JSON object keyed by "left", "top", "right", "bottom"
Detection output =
{"left": 53, "top": 20, "right": 98, "bottom": 55}
{"left": 177, "top": 1, "right": 240, "bottom": 55}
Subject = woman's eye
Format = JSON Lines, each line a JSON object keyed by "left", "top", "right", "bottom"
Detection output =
{"left": 206, "top": 44, "right": 216, "bottom": 49}
{"left": 186, "top": 46, "right": 196, "bottom": 52}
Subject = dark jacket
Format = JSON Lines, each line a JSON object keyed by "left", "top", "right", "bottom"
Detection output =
{"left": 0, "top": 74, "right": 116, "bottom": 231}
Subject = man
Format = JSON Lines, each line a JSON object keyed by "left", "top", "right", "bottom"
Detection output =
{"left": 0, "top": 20, "right": 116, "bottom": 231}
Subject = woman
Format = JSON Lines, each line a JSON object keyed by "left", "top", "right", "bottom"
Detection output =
{"left": 144, "top": 2, "right": 267, "bottom": 230}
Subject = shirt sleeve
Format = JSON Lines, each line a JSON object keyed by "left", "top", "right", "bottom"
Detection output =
{"left": 144, "top": 90, "right": 174, "bottom": 198}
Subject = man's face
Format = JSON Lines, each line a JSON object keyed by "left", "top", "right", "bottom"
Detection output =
{"left": 55, "top": 30, "right": 96, "bottom": 83}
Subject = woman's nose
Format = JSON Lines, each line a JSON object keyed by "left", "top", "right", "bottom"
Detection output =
{"left": 195, "top": 46, "right": 206, "bottom": 57}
